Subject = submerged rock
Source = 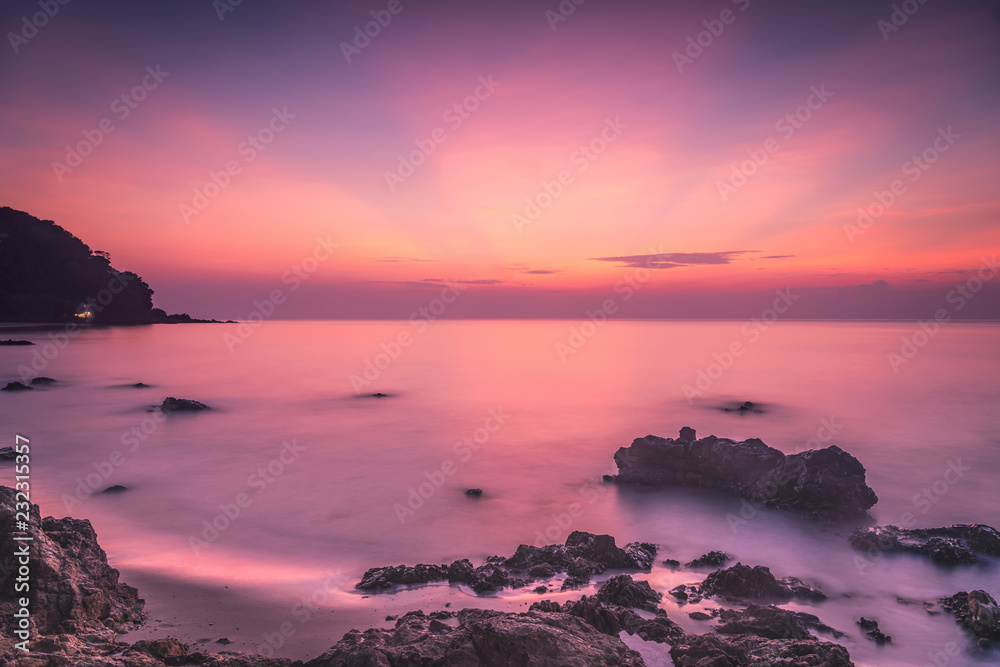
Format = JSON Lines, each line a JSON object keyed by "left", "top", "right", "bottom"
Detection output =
{"left": 102, "top": 484, "right": 129, "bottom": 493}
{"left": 940, "top": 590, "right": 1000, "bottom": 640}
{"left": 857, "top": 617, "right": 892, "bottom": 644}
{"left": 356, "top": 563, "right": 450, "bottom": 590}
{"left": 686, "top": 550, "right": 732, "bottom": 568}
{"left": 30, "top": 376, "right": 56, "bottom": 385}
{"left": 849, "top": 524, "right": 1000, "bottom": 565}
{"left": 466, "top": 487, "right": 483, "bottom": 496}
{"left": 1, "top": 381, "right": 32, "bottom": 391}
{"left": 0, "top": 339, "right": 33, "bottom": 345}
{"left": 305, "top": 608, "right": 646, "bottom": 666}
{"left": 160, "top": 396, "right": 210, "bottom": 412}
{"left": 610, "top": 427, "right": 878, "bottom": 520}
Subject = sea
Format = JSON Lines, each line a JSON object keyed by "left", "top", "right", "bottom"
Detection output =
{"left": 1, "top": 320, "right": 998, "bottom": 666}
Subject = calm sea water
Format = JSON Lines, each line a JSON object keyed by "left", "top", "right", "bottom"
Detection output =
{"left": 1, "top": 320, "right": 998, "bottom": 665}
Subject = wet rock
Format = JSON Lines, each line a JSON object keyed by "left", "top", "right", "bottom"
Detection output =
{"left": 561, "top": 595, "right": 623, "bottom": 635}
{"left": 561, "top": 575, "right": 589, "bottom": 591}
{"left": 700, "top": 563, "right": 824, "bottom": 602}
{"left": 528, "top": 563, "right": 556, "bottom": 578}
{"left": 305, "top": 608, "right": 646, "bottom": 666}
{"left": 849, "top": 524, "right": 1000, "bottom": 564}
{"left": 0, "top": 486, "right": 146, "bottom": 637}
{"left": 669, "top": 584, "right": 703, "bottom": 604}
{"left": 102, "top": 485, "right": 129, "bottom": 493}
{"left": 689, "top": 611, "right": 712, "bottom": 621}
{"left": 685, "top": 551, "right": 732, "bottom": 568}
{"left": 469, "top": 563, "right": 510, "bottom": 593}
{"left": 716, "top": 604, "right": 843, "bottom": 639}
{"left": 1, "top": 381, "right": 32, "bottom": 391}
{"left": 662, "top": 558, "right": 680, "bottom": 568}
{"left": 133, "top": 382, "right": 150, "bottom": 388}
{"left": 29, "top": 376, "right": 56, "bottom": 385}
{"left": 721, "top": 400, "right": 765, "bottom": 414}
{"left": 0, "top": 447, "right": 16, "bottom": 460}
{"left": 372, "top": 392, "right": 387, "bottom": 397}
{"left": 610, "top": 427, "right": 878, "bottom": 520}
{"left": 596, "top": 574, "right": 662, "bottom": 611}
{"left": 940, "top": 590, "right": 1000, "bottom": 640}
{"left": 447, "top": 558, "right": 475, "bottom": 584}
{"left": 857, "top": 617, "right": 892, "bottom": 644}
{"left": 529, "top": 600, "right": 562, "bottom": 613}
{"left": 355, "top": 563, "right": 449, "bottom": 590}
{"left": 0, "top": 339, "right": 33, "bottom": 345}
{"left": 160, "top": 396, "right": 210, "bottom": 413}
{"left": 466, "top": 488, "right": 483, "bottom": 496}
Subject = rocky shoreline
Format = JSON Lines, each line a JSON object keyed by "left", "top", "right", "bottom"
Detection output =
{"left": 2, "top": 428, "right": 999, "bottom": 666}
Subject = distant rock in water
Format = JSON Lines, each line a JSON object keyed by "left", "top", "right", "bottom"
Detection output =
{"left": 857, "top": 617, "right": 892, "bottom": 644}
{"left": 596, "top": 574, "right": 662, "bottom": 611}
{"left": 30, "top": 376, "right": 56, "bottom": 385}
{"left": 466, "top": 488, "right": 483, "bottom": 496}
{"left": 0, "top": 447, "right": 16, "bottom": 460}
{"left": 132, "top": 382, "right": 150, "bottom": 388}
{"left": 1, "top": 381, "right": 32, "bottom": 391}
{"left": 609, "top": 427, "right": 878, "bottom": 520}
{"left": 160, "top": 396, "right": 210, "bottom": 413}
{"left": 103, "top": 485, "right": 129, "bottom": 493}
{"left": 720, "top": 400, "right": 765, "bottom": 414}
{"left": 0, "top": 339, "right": 33, "bottom": 345}
{"left": 686, "top": 551, "right": 732, "bottom": 569}
{"left": 849, "top": 524, "right": 1000, "bottom": 565}
{"left": 671, "top": 563, "right": 824, "bottom": 605}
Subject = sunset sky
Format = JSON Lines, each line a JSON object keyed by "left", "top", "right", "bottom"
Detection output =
{"left": 2, "top": 0, "right": 999, "bottom": 319}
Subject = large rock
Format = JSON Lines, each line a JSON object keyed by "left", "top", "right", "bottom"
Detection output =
{"left": 850, "top": 524, "right": 1000, "bottom": 565}
{"left": 160, "top": 396, "right": 210, "bottom": 413}
{"left": 0, "top": 486, "right": 145, "bottom": 637}
{"left": 305, "top": 608, "right": 646, "bottom": 666}
{"left": 610, "top": 428, "right": 878, "bottom": 520}
{"left": 596, "top": 573, "right": 662, "bottom": 611}
{"left": 940, "top": 590, "right": 1000, "bottom": 640}
{"left": 699, "top": 563, "right": 825, "bottom": 602}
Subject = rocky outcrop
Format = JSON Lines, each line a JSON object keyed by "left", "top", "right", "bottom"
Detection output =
{"left": 29, "top": 376, "right": 56, "bottom": 385}
{"left": 0, "top": 486, "right": 145, "bottom": 638}
{"left": 160, "top": 396, "right": 210, "bottom": 413}
{"left": 669, "top": 632, "right": 854, "bottom": 667}
{"left": 715, "top": 605, "right": 843, "bottom": 640}
{"left": 1, "top": 381, "right": 32, "bottom": 391}
{"left": 610, "top": 428, "right": 878, "bottom": 520}
{"left": 940, "top": 590, "right": 1000, "bottom": 641}
{"left": 0, "top": 339, "right": 34, "bottom": 345}
{"left": 596, "top": 574, "right": 662, "bottom": 611}
{"left": 305, "top": 608, "right": 646, "bottom": 666}
{"left": 857, "top": 617, "right": 892, "bottom": 644}
{"left": 671, "top": 563, "right": 824, "bottom": 604}
{"left": 356, "top": 531, "right": 657, "bottom": 594}
{"left": 849, "top": 524, "right": 1000, "bottom": 564}
{"left": 685, "top": 550, "right": 731, "bottom": 568}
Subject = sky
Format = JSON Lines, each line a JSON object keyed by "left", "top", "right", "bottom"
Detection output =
{"left": 2, "top": 0, "right": 999, "bottom": 319}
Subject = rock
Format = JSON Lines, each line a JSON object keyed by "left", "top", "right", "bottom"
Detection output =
{"left": 940, "top": 590, "right": 1000, "bottom": 640}
{"left": 133, "top": 382, "right": 150, "bottom": 388}
{"left": 469, "top": 563, "right": 510, "bottom": 593}
{"left": 716, "top": 604, "right": 843, "bottom": 639}
{"left": 355, "top": 563, "right": 449, "bottom": 590}
{"left": 305, "top": 608, "right": 646, "bottom": 666}
{"left": 662, "top": 558, "right": 680, "bottom": 568}
{"left": 1, "top": 381, "right": 32, "bottom": 391}
{"left": 29, "top": 376, "right": 56, "bottom": 385}
{"left": 669, "top": 584, "right": 702, "bottom": 604}
{"left": 700, "top": 563, "right": 824, "bottom": 602}
{"left": 130, "top": 637, "right": 189, "bottom": 660}
{"left": 689, "top": 611, "right": 712, "bottom": 620}
{"left": 529, "top": 563, "right": 556, "bottom": 578}
{"left": 670, "top": 631, "right": 855, "bottom": 667}
{"left": 0, "top": 486, "right": 146, "bottom": 637}
{"left": 0, "top": 339, "right": 33, "bottom": 345}
{"left": 372, "top": 392, "right": 387, "bottom": 397}
{"left": 0, "top": 447, "right": 16, "bottom": 460}
{"left": 160, "top": 396, "right": 210, "bottom": 413}
{"left": 560, "top": 595, "right": 624, "bottom": 635}
{"left": 721, "top": 400, "right": 765, "bottom": 414}
{"left": 596, "top": 574, "right": 662, "bottom": 611}
{"left": 102, "top": 485, "right": 129, "bottom": 493}
{"left": 466, "top": 488, "right": 483, "bottom": 496}
{"left": 849, "top": 524, "right": 1000, "bottom": 564}
{"left": 857, "top": 617, "right": 891, "bottom": 644}
{"left": 447, "top": 558, "right": 475, "bottom": 584}
{"left": 610, "top": 427, "right": 878, "bottom": 520}
{"left": 685, "top": 551, "right": 732, "bottom": 568}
